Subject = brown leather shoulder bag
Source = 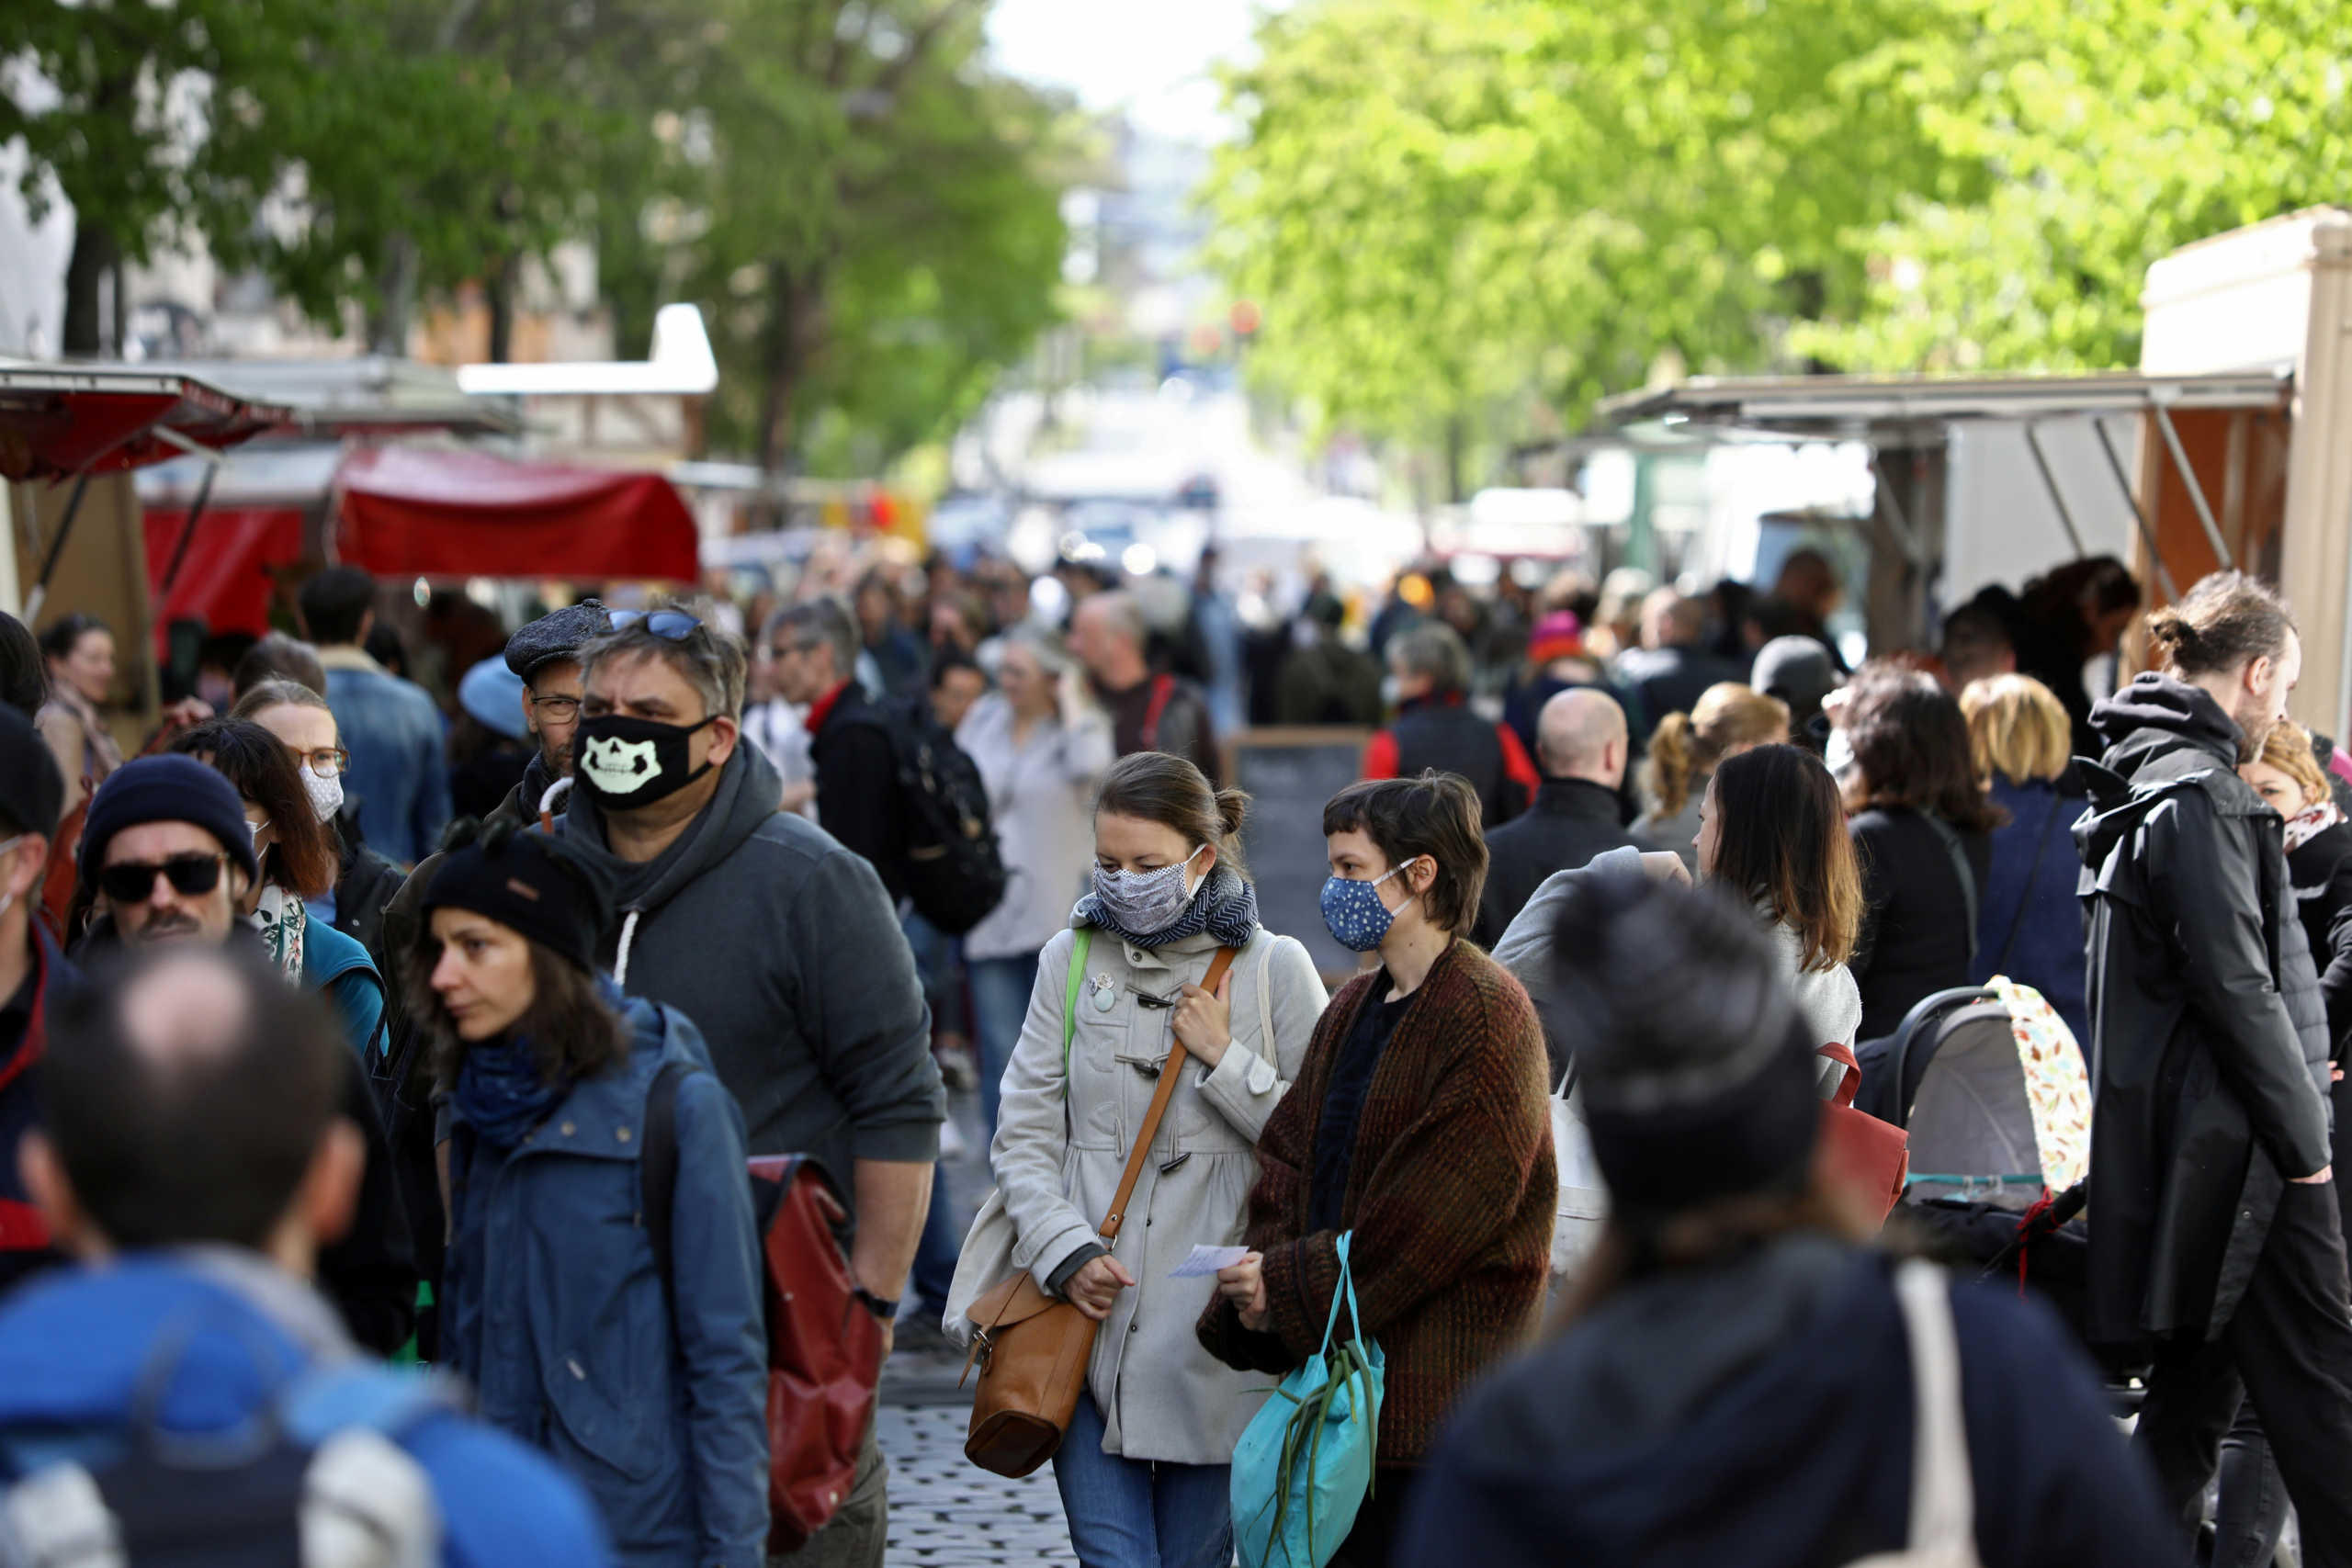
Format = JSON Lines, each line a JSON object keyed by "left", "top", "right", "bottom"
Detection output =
{"left": 961, "top": 942, "right": 1240, "bottom": 1477}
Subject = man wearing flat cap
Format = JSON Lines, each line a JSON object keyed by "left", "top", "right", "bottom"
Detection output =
{"left": 387, "top": 598, "right": 612, "bottom": 951}
{"left": 503, "top": 597, "right": 614, "bottom": 829}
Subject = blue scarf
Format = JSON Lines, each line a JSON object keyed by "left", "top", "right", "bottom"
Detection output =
{"left": 455, "top": 1036, "right": 567, "bottom": 1151}
{"left": 1072, "top": 863, "right": 1259, "bottom": 950}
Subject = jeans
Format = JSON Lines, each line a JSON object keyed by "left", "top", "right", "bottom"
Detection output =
{"left": 2138, "top": 1180, "right": 2352, "bottom": 1568}
{"left": 1052, "top": 1391, "right": 1233, "bottom": 1568}
{"left": 969, "top": 952, "right": 1042, "bottom": 1141}
{"left": 909, "top": 1161, "right": 958, "bottom": 1315}
{"left": 900, "top": 908, "right": 967, "bottom": 1037}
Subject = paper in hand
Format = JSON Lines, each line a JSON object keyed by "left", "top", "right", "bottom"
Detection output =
{"left": 1170, "top": 1245, "right": 1250, "bottom": 1279}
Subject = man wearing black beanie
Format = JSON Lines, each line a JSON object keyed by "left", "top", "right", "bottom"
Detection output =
{"left": 0, "top": 705, "right": 74, "bottom": 1297}
{"left": 62, "top": 756, "right": 419, "bottom": 1353}
{"left": 1399, "top": 872, "right": 2173, "bottom": 1568}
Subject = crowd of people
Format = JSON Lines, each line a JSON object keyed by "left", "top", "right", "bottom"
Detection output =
{"left": 0, "top": 528, "right": 2349, "bottom": 1568}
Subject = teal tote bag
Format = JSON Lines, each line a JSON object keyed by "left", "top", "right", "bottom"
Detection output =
{"left": 1231, "top": 1231, "right": 1385, "bottom": 1568}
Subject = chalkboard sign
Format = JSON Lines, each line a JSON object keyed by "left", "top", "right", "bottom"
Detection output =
{"left": 1232, "top": 728, "right": 1375, "bottom": 981}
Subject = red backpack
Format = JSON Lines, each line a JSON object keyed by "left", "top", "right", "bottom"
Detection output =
{"left": 644, "top": 1065, "right": 886, "bottom": 1552}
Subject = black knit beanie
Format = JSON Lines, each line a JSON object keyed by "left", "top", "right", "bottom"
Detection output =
{"left": 1539, "top": 870, "right": 1821, "bottom": 1221}
{"left": 422, "top": 819, "right": 605, "bottom": 973}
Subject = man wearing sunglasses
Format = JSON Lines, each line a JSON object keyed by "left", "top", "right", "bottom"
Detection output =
{"left": 62, "top": 755, "right": 421, "bottom": 1354}
{"left": 75, "top": 755, "right": 265, "bottom": 950}
{"left": 0, "top": 705, "right": 75, "bottom": 1301}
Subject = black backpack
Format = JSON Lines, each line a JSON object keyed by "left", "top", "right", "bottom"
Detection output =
{"left": 867, "top": 695, "right": 1007, "bottom": 936}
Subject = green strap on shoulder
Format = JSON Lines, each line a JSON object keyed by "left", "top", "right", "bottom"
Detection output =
{"left": 1062, "top": 929, "right": 1091, "bottom": 1081}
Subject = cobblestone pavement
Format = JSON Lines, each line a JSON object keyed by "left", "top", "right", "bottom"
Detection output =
{"left": 876, "top": 1054, "right": 1080, "bottom": 1565}
{"left": 878, "top": 1403, "right": 1076, "bottom": 1566}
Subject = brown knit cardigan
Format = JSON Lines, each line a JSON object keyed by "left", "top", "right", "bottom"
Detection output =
{"left": 1196, "top": 937, "right": 1555, "bottom": 1462}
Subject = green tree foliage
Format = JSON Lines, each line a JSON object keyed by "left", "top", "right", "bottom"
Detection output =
{"left": 2, "top": 0, "right": 577, "bottom": 350}
{"left": 663, "top": 0, "right": 1068, "bottom": 473}
{"left": 1795, "top": 0, "right": 2352, "bottom": 370}
{"left": 1210, "top": 0, "right": 1945, "bottom": 490}
{"left": 1215, "top": 0, "right": 2351, "bottom": 489}
{"left": 6, "top": 0, "right": 1067, "bottom": 472}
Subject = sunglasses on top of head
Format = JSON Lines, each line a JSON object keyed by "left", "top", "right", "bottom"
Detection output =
{"left": 609, "top": 609, "right": 703, "bottom": 642}
{"left": 97, "top": 852, "right": 230, "bottom": 904}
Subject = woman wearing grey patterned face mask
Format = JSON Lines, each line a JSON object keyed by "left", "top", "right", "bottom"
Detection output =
{"left": 950, "top": 751, "right": 1329, "bottom": 1568}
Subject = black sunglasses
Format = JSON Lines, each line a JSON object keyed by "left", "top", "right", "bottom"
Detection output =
{"left": 98, "top": 852, "right": 229, "bottom": 904}
{"left": 610, "top": 609, "right": 702, "bottom": 641}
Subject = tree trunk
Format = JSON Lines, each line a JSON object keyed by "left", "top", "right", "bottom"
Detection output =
{"left": 486, "top": 254, "right": 517, "bottom": 363}
{"left": 756, "top": 262, "right": 830, "bottom": 478}
{"left": 1443, "top": 414, "right": 1468, "bottom": 504}
{"left": 370, "top": 233, "right": 418, "bottom": 355}
{"left": 62, "top": 221, "right": 119, "bottom": 357}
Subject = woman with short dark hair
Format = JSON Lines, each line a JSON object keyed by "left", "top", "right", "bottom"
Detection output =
{"left": 413, "top": 821, "right": 768, "bottom": 1564}
{"left": 1840, "top": 669, "right": 2002, "bottom": 1041}
{"left": 1201, "top": 773, "right": 1555, "bottom": 1565}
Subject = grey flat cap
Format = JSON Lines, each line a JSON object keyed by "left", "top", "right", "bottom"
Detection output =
{"left": 503, "top": 599, "right": 613, "bottom": 679}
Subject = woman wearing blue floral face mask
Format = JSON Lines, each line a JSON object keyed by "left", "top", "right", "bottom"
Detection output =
{"left": 956, "top": 750, "right": 1328, "bottom": 1568}
{"left": 1199, "top": 772, "right": 1555, "bottom": 1567}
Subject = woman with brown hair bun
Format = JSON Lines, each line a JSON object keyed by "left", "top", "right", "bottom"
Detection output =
{"left": 1694, "top": 741, "right": 1863, "bottom": 1050}
{"left": 1201, "top": 773, "right": 1554, "bottom": 1565}
{"left": 958, "top": 749, "right": 1327, "bottom": 1568}
{"left": 1396, "top": 873, "right": 2173, "bottom": 1568}
{"left": 1840, "top": 669, "right": 2002, "bottom": 1041}
{"left": 1634, "top": 682, "right": 1789, "bottom": 872}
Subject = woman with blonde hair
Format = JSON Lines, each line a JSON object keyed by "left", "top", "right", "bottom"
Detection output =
{"left": 1960, "top": 673, "right": 2090, "bottom": 1050}
{"left": 2243, "top": 720, "right": 2352, "bottom": 1051}
{"left": 1634, "top": 682, "right": 1789, "bottom": 872}
{"left": 2215, "top": 722, "right": 2352, "bottom": 1568}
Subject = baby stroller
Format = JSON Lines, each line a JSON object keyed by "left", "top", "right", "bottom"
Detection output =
{"left": 1859, "top": 982, "right": 2108, "bottom": 1364}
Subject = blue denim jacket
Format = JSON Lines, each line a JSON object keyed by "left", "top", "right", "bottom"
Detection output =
{"left": 443, "top": 996, "right": 769, "bottom": 1567}
{"left": 322, "top": 650, "right": 449, "bottom": 865}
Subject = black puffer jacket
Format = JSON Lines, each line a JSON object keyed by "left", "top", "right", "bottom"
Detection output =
{"left": 2288, "top": 819, "right": 2352, "bottom": 1055}
{"left": 2076, "top": 673, "right": 2333, "bottom": 1351}
{"left": 333, "top": 818, "right": 406, "bottom": 972}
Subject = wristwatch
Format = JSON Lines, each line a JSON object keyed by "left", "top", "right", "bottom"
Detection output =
{"left": 853, "top": 1286, "right": 899, "bottom": 1322}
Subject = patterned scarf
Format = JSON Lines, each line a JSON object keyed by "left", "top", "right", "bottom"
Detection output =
{"left": 1072, "top": 863, "right": 1259, "bottom": 950}
{"left": 251, "top": 885, "right": 308, "bottom": 982}
{"left": 2286, "top": 799, "right": 2346, "bottom": 855}
{"left": 455, "top": 1036, "right": 568, "bottom": 1151}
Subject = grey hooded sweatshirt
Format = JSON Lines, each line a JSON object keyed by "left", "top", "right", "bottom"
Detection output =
{"left": 557, "top": 738, "right": 944, "bottom": 1201}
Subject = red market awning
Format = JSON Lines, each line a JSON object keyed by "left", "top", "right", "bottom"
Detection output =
{"left": 0, "top": 368, "right": 292, "bottom": 481}
{"left": 143, "top": 505, "right": 307, "bottom": 638}
{"left": 334, "top": 445, "right": 699, "bottom": 582}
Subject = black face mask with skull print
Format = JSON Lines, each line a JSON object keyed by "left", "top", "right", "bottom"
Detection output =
{"left": 572, "top": 712, "right": 718, "bottom": 809}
